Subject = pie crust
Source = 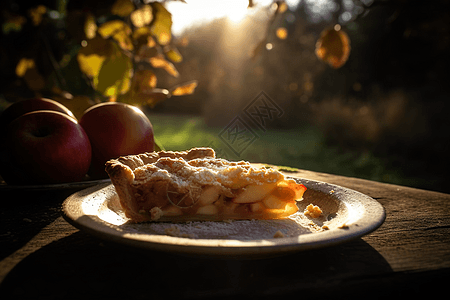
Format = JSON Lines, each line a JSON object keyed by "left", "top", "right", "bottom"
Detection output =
{"left": 105, "top": 147, "right": 306, "bottom": 223}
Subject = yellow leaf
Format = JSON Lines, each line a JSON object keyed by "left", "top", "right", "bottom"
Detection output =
{"left": 165, "top": 47, "right": 183, "bottom": 63}
{"left": 276, "top": 27, "right": 288, "bottom": 40}
{"left": 78, "top": 53, "right": 106, "bottom": 79}
{"left": 149, "top": 55, "right": 179, "bottom": 77}
{"left": 28, "top": 5, "right": 46, "bottom": 26}
{"left": 315, "top": 25, "right": 351, "bottom": 69}
{"left": 98, "top": 20, "right": 133, "bottom": 51}
{"left": 84, "top": 13, "right": 97, "bottom": 39}
{"left": 77, "top": 36, "right": 114, "bottom": 78}
{"left": 16, "top": 58, "right": 35, "bottom": 77}
{"left": 111, "top": 0, "right": 135, "bottom": 17}
{"left": 93, "top": 45, "right": 133, "bottom": 96}
{"left": 114, "top": 31, "right": 134, "bottom": 51}
{"left": 148, "top": 55, "right": 166, "bottom": 68}
{"left": 16, "top": 58, "right": 45, "bottom": 91}
{"left": 131, "top": 4, "right": 153, "bottom": 28}
{"left": 170, "top": 80, "right": 198, "bottom": 96}
{"left": 98, "top": 20, "right": 130, "bottom": 38}
{"left": 150, "top": 2, "right": 172, "bottom": 45}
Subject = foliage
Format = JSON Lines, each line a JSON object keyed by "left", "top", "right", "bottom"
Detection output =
{"left": 0, "top": 0, "right": 197, "bottom": 117}
{"left": 315, "top": 24, "right": 351, "bottom": 69}
{"left": 0, "top": 0, "right": 360, "bottom": 117}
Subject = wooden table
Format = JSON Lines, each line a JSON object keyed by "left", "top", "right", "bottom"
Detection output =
{"left": 1, "top": 168, "right": 449, "bottom": 299}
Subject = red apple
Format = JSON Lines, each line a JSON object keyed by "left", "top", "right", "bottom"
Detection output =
{"left": 0, "top": 98, "right": 75, "bottom": 132}
{"left": 0, "top": 110, "right": 91, "bottom": 185}
{"left": 79, "top": 102, "right": 154, "bottom": 179}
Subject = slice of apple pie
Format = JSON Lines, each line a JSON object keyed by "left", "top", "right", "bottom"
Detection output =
{"left": 105, "top": 147, "right": 306, "bottom": 223}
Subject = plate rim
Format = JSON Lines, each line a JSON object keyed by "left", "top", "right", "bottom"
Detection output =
{"left": 62, "top": 177, "right": 386, "bottom": 256}
{"left": 0, "top": 178, "right": 111, "bottom": 191}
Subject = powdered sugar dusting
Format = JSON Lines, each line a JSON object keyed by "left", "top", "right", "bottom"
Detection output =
{"left": 120, "top": 211, "right": 319, "bottom": 240}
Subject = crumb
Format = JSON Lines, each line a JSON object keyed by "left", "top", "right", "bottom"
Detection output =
{"left": 338, "top": 223, "right": 349, "bottom": 229}
{"left": 273, "top": 230, "right": 285, "bottom": 238}
{"left": 330, "top": 190, "right": 335, "bottom": 194}
{"left": 223, "top": 219, "right": 233, "bottom": 224}
{"left": 149, "top": 207, "right": 163, "bottom": 221}
{"left": 322, "top": 225, "right": 330, "bottom": 230}
{"left": 304, "top": 204, "right": 322, "bottom": 218}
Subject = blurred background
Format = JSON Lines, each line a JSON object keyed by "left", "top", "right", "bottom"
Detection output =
{"left": 1, "top": 0, "right": 449, "bottom": 193}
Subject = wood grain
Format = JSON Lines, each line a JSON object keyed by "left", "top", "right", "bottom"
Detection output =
{"left": 279, "top": 167, "right": 450, "bottom": 273}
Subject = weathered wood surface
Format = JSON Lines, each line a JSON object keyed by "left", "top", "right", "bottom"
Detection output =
{"left": 287, "top": 168, "right": 450, "bottom": 273}
{"left": 0, "top": 168, "right": 449, "bottom": 299}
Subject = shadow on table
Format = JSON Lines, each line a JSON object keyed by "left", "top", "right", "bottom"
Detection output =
{"left": 0, "top": 189, "right": 78, "bottom": 260}
{"left": 0, "top": 229, "right": 396, "bottom": 299}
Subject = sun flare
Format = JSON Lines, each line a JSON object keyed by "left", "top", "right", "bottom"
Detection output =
{"left": 222, "top": 0, "right": 249, "bottom": 23}
{"left": 166, "top": 0, "right": 264, "bottom": 35}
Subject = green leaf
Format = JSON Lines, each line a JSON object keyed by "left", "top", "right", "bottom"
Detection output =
{"left": 154, "top": 137, "right": 165, "bottom": 151}
{"left": 93, "top": 45, "right": 132, "bottom": 97}
{"left": 77, "top": 36, "right": 114, "bottom": 78}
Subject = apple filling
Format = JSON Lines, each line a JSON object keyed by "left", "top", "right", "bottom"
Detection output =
{"left": 105, "top": 148, "right": 306, "bottom": 223}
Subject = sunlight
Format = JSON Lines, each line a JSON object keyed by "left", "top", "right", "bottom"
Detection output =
{"left": 304, "top": 0, "right": 337, "bottom": 22}
{"left": 166, "top": 0, "right": 304, "bottom": 35}
{"left": 166, "top": 0, "right": 273, "bottom": 35}
{"left": 223, "top": 0, "right": 249, "bottom": 23}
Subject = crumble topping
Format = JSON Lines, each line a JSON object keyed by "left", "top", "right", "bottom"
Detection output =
{"left": 273, "top": 230, "right": 286, "bottom": 238}
{"left": 149, "top": 207, "right": 163, "bottom": 221}
{"left": 105, "top": 147, "right": 306, "bottom": 222}
{"left": 132, "top": 155, "right": 283, "bottom": 189}
{"left": 304, "top": 204, "right": 323, "bottom": 218}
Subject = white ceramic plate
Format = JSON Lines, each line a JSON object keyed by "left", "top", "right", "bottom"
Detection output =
{"left": 62, "top": 178, "right": 385, "bottom": 257}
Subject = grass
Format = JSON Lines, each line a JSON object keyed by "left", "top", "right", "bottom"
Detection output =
{"left": 149, "top": 113, "right": 439, "bottom": 192}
